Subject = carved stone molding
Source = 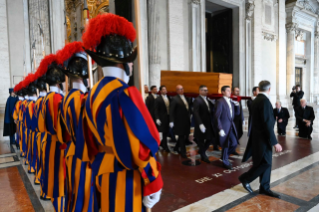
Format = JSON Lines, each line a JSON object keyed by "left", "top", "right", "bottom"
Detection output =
{"left": 295, "top": 30, "right": 304, "bottom": 41}
{"left": 191, "top": 0, "right": 201, "bottom": 5}
{"left": 315, "top": 31, "right": 319, "bottom": 40}
{"left": 286, "top": 23, "right": 298, "bottom": 33}
{"left": 297, "top": 0, "right": 316, "bottom": 14}
{"left": 262, "top": 31, "right": 277, "bottom": 42}
{"left": 246, "top": 2, "right": 255, "bottom": 20}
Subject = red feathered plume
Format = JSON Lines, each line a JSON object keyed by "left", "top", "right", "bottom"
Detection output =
{"left": 36, "top": 54, "right": 58, "bottom": 78}
{"left": 14, "top": 81, "right": 22, "bottom": 92}
{"left": 22, "top": 73, "right": 36, "bottom": 88}
{"left": 56, "top": 41, "right": 84, "bottom": 65}
{"left": 82, "top": 13, "right": 136, "bottom": 50}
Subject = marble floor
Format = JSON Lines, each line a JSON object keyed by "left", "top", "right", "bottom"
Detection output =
{"left": 0, "top": 106, "right": 318, "bottom": 212}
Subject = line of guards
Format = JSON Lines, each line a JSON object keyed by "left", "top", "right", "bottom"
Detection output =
{"left": 12, "top": 14, "right": 163, "bottom": 212}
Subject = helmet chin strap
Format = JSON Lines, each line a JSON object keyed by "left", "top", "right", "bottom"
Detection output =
{"left": 101, "top": 66, "right": 130, "bottom": 83}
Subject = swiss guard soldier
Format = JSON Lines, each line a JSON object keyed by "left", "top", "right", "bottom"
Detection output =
{"left": 3, "top": 87, "right": 18, "bottom": 147}
{"left": 21, "top": 78, "right": 31, "bottom": 158}
{"left": 56, "top": 41, "right": 95, "bottom": 212}
{"left": 80, "top": 13, "right": 163, "bottom": 211}
{"left": 35, "top": 54, "right": 65, "bottom": 211}
{"left": 13, "top": 83, "right": 25, "bottom": 149}
{"left": 31, "top": 72, "right": 49, "bottom": 200}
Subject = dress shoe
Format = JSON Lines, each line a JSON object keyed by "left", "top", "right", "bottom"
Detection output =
{"left": 259, "top": 189, "right": 281, "bottom": 199}
{"left": 231, "top": 151, "right": 240, "bottom": 156}
{"left": 201, "top": 156, "right": 210, "bottom": 163}
{"left": 282, "top": 133, "right": 286, "bottom": 136}
{"left": 181, "top": 153, "right": 188, "bottom": 158}
{"left": 238, "top": 176, "right": 253, "bottom": 193}
{"left": 293, "top": 125, "right": 298, "bottom": 129}
{"left": 308, "top": 136, "right": 312, "bottom": 140}
{"left": 223, "top": 163, "right": 233, "bottom": 170}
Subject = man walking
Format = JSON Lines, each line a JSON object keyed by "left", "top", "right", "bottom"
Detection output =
{"left": 214, "top": 86, "right": 240, "bottom": 169}
{"left": 239, "top": 80, "right": 283, "bottom": 198}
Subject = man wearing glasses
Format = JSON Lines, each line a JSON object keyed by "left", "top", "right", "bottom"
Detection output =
{"left": 193, "top": 85, "right": 215, "bottom": 163}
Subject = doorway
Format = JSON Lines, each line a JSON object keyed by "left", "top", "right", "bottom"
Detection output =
{"left": 295, "top": 67, "right": 302, "bottom": 87}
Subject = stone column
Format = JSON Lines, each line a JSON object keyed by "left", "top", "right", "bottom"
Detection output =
{"left": 49, "top": 0, "right": 65, "bottom": 53}
{"left": 190, "top": 0, "right": 200, "bottom": 72}
{"left": 276, "top": 0, "right": 287, "bottom": 105}
{"left": 252, "top": 0, "right": 262, "bottom": 85}
{"left": 314, "top": 31, "right": 319, "bottom": 98}
{"left": 286, "top": 23, "right": 297, "bottom": 96}
{"left": 23, "top": 0, "right": 32, "bottom": 75}
{"left": 245, "top": 1, "right": 254, "bottom": 96}
{"left": 200, "top": 0, "right": 205, "bottom": 72}
{"left": 148, "top": 0, "right": 160, "bottom": 87}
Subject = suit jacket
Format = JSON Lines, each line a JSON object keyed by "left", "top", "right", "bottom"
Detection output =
{"left": 170, "top": 95, "right": 192, "bottom": 135}
{"left": 233, "top": 101, "right": 244, "bottom": 139}
{"left": 247, "top": 98, "right": 253, "bottom": 131}
{"left": 145, "top": 94, "right": 157, "bottom": 121}
{"left": 242, "top": 94, "right": 278, "bottom": 165}
{"left": 290, "top": 91, "right": 304, "bottom": 107}
{"left": 193, "top": 96, "right": 214, "bottom": 140}
{"left": 273, "top": 107, "right": 290, "bottom": 130}
{"left": 214, "top": 97, "right": 240, "bottom": 148}
{"left": 154, "top": 95, "right": 171, "bottom": 133}
{"left": 295, "top": 105, "right": 315, "bottom": 126}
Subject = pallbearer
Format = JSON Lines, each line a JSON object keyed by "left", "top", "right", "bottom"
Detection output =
{"left": 79, "top": 13, "right": 163, "bottom": 211}
{"left": 56, "top": 41, "right": 95, "bottom": 212}
{"left": 35, "top": 54, "right": 65, "bottom": 211}
{"left": 32, "top": 72, "right": 49, "bottom": 199}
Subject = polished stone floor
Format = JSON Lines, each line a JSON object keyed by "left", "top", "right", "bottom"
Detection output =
{"left": 0, "top": 105, "right": 318, "bottom": 212}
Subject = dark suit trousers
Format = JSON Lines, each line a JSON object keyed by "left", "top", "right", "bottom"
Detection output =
{"left": 174, "top": 135, "right": 188, "bottom": 155}
{"left": 277, "top": 124, "right": 287, "bottom": 135}
{"left": 197, "top": 139, "right": 211, "bottom": 158}
{"left": 221, "top": 129, "right": 237, "bottom": 166}
{"left": 299, "top": 124, "right": 313, "bottom": 138}
{"left": 160, "top": 132, "right": 169, "bottom": 150}
{"left": 241, "top": 149, "right": 272, "bottom": 191}
{"left": 10, "top": 134, "right": 15, "bottom": 145}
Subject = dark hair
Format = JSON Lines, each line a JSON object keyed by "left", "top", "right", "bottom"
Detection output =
{"left": 150, "top": 85, "right": 157, "bottom": 90}
{"left": 199, "top": 85, "right": 207, "bottom": 90}
{"left": 232, "top": 86, "right": 239, "bottom": 91}
{"left": 252, "top": 86, "right": 258, "bottom": 93}
{"left": 221, "top": 85, "right": 230, "bottom": 92}
{"left": 295, "top": 85, "right": 301, "bottom": 89}
{"left": 159, "top": 85, "right": 166, "bottom": 91}
{"left": 258, "top": 80, "right": 271, "bottom": 92}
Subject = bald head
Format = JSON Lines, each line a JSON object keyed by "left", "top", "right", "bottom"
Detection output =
{"left": 300, "top": 99, "right": 307, "bottom": 108}
{"left": 275, "top": 101, "right": 281, "bottom": 109}
{"left": 176, "top": 84, "right": 184, "bottom": 95}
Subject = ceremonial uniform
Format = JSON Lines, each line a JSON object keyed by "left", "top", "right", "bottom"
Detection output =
{"left": 13, "top": 97, "right": 23, "bottom": 148}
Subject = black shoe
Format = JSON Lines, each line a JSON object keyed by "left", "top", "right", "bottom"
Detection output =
{"left": 282, "top": 133, "right": 286, "bottom": 136}
{"left": 181, "top": 153, "right": 188, "bottom": 158}
{"left": 259, "top": 189, "right": 281, "bottom": 199}
{"left": 231, "top": 151, "right": 240, "bottom": 156}
{"left": 238, "top": 175, "right": 253, "bottom": 193}
{"left": 308, "top": 136, "right": 312, "bottom": 140}
{"left": 223, "top": 163, "right": 233, "bottom": 170}
{"left": 201, "top": 156, "right": 210, "bottom": 163}
{"left": 40, "top": 196, "right": 51, "bottom": 201}
{"left": 213, "top": 146, "right": 220, "bottom": 151}
{"left": 293, "top": 126, "right": 298, "bottom": 129}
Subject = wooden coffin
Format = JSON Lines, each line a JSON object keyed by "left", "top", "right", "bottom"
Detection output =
{"left": 160, "top": 71, "right": 232, "bottom": 94}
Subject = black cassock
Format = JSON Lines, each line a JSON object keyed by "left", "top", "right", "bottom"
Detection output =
{"left": 273, "top": 107, "right": 290, "bottom": 134}
{"left": 295, "top": 106, "right": 315, "bottom": 138}
{"left": 145, "top": 94, "right": 157, "bottom": 122}
{"left": 241, "top": 94, "right": 278, "bottom": 191}
{"left": 3, "top": 96, "right": 18, "bottom": 136}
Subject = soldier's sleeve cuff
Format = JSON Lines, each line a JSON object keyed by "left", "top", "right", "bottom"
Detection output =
{"left": 143, "top": 173, "right": 163, "bottom": 196}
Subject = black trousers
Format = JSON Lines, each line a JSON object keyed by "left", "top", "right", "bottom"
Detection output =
{"left": 174, "top": 135, "right": 188, "bottom": 155}
{"left": 9, "top": 134, "right": 15, "bottom": 145}
{"left": 299, "top": 124, "right": 313, "bottom": 138}
{"left": 160, "top": 132, "right": 169, "bottom": 150}
{"left": 197, "top": 139, "right": 212, "bottom": 158}
{"left": 240, "top": 150, "right": 272, "bottom": 191}
{"left": 277, "top": 127, "right": 286, "bottom": 135}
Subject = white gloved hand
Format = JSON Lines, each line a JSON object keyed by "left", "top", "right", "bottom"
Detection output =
{"left": 156, "top": 119, "right": 161, "bottom": 126}
{"left": 143, "top": 189, "right": 162, "bottom": 209}
{"left": 219, "top": 130, "right": 226, "bottom": 137}
{"left": 169, "top": 122, "right": 174, "bottom": 128}
{"left": 199, "top": 124, "right": 206, "bottom": 133}
{"left": 231, "top": 100, "right": 240, "bottom": 106}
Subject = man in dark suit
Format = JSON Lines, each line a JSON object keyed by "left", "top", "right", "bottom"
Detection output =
{"left": 273, "top": 101, "right": 290, "bottom": 136}
{"left": 295, "top": 99, "right": 315, "bottom": 140}
{"left": 145, "top": 85, "right": 158, "bottom": 121}
{"left": 232, "top": 87, "right": 244, "bottom": 140}
{"left": 193, "top": 85, "right": 214, "bottom": 163}
{"left": 155, "top": 85, "right": 171, "bottom": 152}
{"left": 247, "top": 86, "right": 259, "bottom": 130}
{"left": 290, "top": 85, "right": 304, "bottom": 128}
{"left": 214, "top": 86, "right": 240, "bottom": 169}
{"left": 239, "top": 80, "right": 283, "bottom": 199}
{"left": 170, "top": 84, "right": 192, "bottom": 158}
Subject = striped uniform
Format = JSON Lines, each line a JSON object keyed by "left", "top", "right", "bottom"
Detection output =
{"left": 25, "top": 100, "right": 36, "bottom": 173}
{"left": 76, "top": 77, "right": 163, "bottom": 212}
{"left": 19, "top": 99, "right": 28, "bottom": 157}
{"left": 57, "top": 89, "right": 96, "bottom": 212}
{"left": 41, "top": 91, "right": 65, "bottom": 212}
{"left": 12, "top": 100, "right": 22, "bottom": 146}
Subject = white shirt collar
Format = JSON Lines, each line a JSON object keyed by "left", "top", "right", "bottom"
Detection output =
{"left": 39, "top": 91, "right": 47, "bottom": 97}
{"left": 18, "top": 97, "right": 24, "bottom": 100}
{"left": 251, "top": 96, "right": 256, "bottom": 100}
{"left": 29, "top": 96, "right": 37, "bottom": 101}
{"left": 259, "top": 92, "right": 269, "bottom": 98}
{"left": 102, "top": 66, "right": 130, "bottom": 84}
{"left": 162, "top": 94, "right": 167, "bottom": 98}
{"left": 24, "top": 95, "right": 29, "bottom": 100}
{"left": 50, "top": 86, "right": 61, "bottom": 94}
{"left": 200, "top": 95, "right": 207, "bottom": 100}
{"left": 72, "top": 82, "right": 87, "bottom": 93}
{"left": 223, "top": 96, "right": 230, "bottom": 102}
